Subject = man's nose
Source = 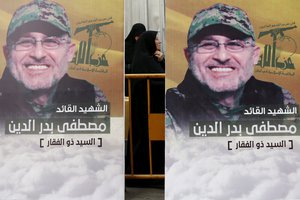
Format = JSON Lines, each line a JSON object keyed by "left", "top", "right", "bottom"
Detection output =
{"left": 212, "top": 45, "right": 231, "bottom": 63}
{"left": 29, "top": 42, "right": 46, "bottom": 60}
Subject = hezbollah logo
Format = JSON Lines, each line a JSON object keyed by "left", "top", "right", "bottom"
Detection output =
{"left": 256, "top": 22, "right": 297, "bottom": 76}
{"left": 71, "top": 17, "right": 113, "bottom": 72}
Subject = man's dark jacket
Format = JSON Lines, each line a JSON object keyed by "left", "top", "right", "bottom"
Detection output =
{"left": 0, "top": 68, "right": 95, "bottom": 120}
{"left": 166, "top": 70, "right": 285, "bottom": 131}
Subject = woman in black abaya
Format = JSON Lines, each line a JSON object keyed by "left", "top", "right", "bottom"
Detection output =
{"left": 125, "top": 23, "right": 146, "bottom": 73}
{"left": 130, "top": 31, "right": 165, "bottom": 174}
{"left": 131, "top": 31, "right": 165, "bottom": 73}
{"left": 125, "top": 23, "right": 146, "bottom": 97}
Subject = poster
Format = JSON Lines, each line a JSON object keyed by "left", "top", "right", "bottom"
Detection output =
{"left": 165, "top": 0, "right": 300, "bottom": 199}
{"left": 0, "top": 0, "right": 124, "bottom": 199}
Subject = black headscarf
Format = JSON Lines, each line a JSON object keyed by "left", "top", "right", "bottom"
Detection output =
{"left": 125, "top": 23, "right": 146, "bottom": 66}
{"left": 131, "top": 31, "right": 165, "bottom": 73}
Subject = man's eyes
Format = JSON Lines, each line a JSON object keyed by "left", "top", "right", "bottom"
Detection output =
{"left": 16, "top": 38, "right": 59, "bottom": 45}
{"left": 200, "top": 42, "right": 217, "bottom": 47}
{"left": 43, "top": 39, "right": 60, "bottom": 45}
{"left": 17, "top": 39, "right": 34, "bottom": 45}
{"left": 226, "top": 41, "right": 243, "bottom": 47}
{"left": 199, "top": 41, "right": 244, "bottom": 47}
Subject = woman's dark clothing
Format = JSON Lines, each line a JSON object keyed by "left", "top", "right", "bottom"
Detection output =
{"left": 128, "top": 31, "right": 165, "bottom": 174}
{"left": 131, "top": 31, "right": 165, "bottom": 73}
{"left": 125, "top": 23, "right": 146, "bottom": 73}
{"left": 125, "top": 23, "right": 146, "bottom": 97}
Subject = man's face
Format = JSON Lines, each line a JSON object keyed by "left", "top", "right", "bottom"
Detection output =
{"left": 186, "top": 34, "right": 260, "bottom": 93}
{"left": 4, "top": 32, "right": 75, "bottom": 90}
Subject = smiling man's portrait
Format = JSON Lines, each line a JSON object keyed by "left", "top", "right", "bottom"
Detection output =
{"left": 0, "top": 0, "right": 107, "bottom": 122}
{"left": 166, "top": 3, "right": 297, "bottom": 133}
